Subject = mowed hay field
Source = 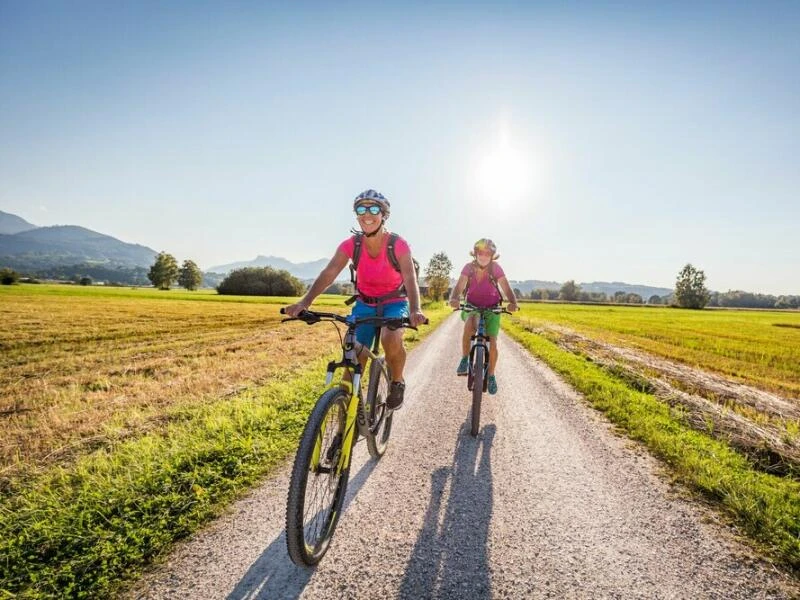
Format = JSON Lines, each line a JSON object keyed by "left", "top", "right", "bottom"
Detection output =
{"left": 512, "top": 302, "right": 800, "bottom": 398}
{"left": 1, "top": 285, "right": 344, "bottom": 487}
{"left": 1, "top": 284, "right": 450, "bottom": 598}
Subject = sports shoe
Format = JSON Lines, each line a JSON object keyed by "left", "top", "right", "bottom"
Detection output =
{"left": 487, "top": 375, "right": 498, "bottom": 395}
{"left": 387, "top": 381, "right": 406, "bottom": 410}
{"left": 456, "top": 356, "right": 469, "bottom": 376}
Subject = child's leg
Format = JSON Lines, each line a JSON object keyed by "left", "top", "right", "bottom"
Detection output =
{"left": 462, "top": 314, "right": 476, "bottom": 356}
{"left": 488, "top": 335, "right": 498, "bottom": 375}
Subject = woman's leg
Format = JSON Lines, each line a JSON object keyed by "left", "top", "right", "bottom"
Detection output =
{"left": 381, "top": 327, "right": 406, "bottom": 382}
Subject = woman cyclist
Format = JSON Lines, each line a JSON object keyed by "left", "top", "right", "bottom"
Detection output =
{"left": 448, "top": 238, "right": 518, "bottom": 394}
{"left": 284, "top": 189, "right": 426, "bottom": 410}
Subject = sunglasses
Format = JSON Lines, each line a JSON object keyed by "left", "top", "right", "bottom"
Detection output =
{"left": 355, "top": 204, "right": 382, "bottom": 216}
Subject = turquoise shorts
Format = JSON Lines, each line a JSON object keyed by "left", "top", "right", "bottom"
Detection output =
{"left": 351, "top": 300, "right": 410, "bottom": 348}
{"left": 462, "top": 309, "right": 501, "bottom": 337}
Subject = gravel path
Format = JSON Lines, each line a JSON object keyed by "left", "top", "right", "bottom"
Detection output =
{"left": 129, "top": 314, "right": 797, "bottom": 599}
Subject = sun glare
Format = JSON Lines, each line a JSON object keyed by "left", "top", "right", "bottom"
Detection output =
{"left": 475, "top": 129, "right": 535, "bottom": 210}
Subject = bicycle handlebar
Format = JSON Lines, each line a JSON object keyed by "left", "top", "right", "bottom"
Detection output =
{"left": 280, "top": 308, "right": 428, "bottom": 330}
{"left": 456, "top": 303, "right": 512, "bottom": 315}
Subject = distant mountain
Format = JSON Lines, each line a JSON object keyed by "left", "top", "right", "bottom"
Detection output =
{"left": 207, "top": 255, "right": 329, "bottom": 279}
{"left": 508, "top": 279, "right": 672, "bottom": 298}
{"left": 508, "top": 280, "right": 563, "bottom": 293}
{"left": 579, "top": 281, "right": 673, "bottom": 299}
{"left": 0, "top": 224, "right": 157, "bottom": 270}
{"left": 0, "top": 210, "right": 38, "bottom": 234}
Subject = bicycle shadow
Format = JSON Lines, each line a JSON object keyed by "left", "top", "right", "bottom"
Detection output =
{"left": 399, "top": 423, "right": 496, "bottom": 599}
{"left": 226, "top": 454, "right": 379, "bottom": 600}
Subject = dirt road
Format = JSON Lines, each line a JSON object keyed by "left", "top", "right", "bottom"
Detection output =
{"left": 130, "top": 314, "right": 795, "bottom": 599}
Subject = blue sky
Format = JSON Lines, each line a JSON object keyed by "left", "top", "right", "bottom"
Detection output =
{"left": 1, "top": 1, "right": 798, "bottom": 294}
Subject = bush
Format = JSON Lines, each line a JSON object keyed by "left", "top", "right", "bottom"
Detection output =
{"left": 217, "top": 267, "right": 305, "bottom": 296}
{"left": 1, "top": 267, "right": 20, "bottom": 285}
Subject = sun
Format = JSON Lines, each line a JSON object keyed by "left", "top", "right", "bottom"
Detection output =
{"left": 475, "top": 130, "right": 534, "bottom": 210}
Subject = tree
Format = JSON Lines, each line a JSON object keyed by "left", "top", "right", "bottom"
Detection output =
{"left": 674, "top": 263, "right": 711, "bottom": 309}
{"left": 648, "top": 294, "right": 663, "bottom": 305}
{"left": 559, "top": 280, "right": 580, "bottom": 302}
{"left": 178, "top": 259, "right": 203, "bottom": 291}
{"left": 217, "top": 267, "right": 304, "bottom": 296}
{"left": 0, "top": 267, "right": 19, "bottom": 285}
{"left": 424, "top": 252, "right": 452, "bottom": 301}
{"left": 148, "top": 252, "right": 179, "bottom": 290}
{"left": 79, "top": 277, "right": 92, "bottom": 286}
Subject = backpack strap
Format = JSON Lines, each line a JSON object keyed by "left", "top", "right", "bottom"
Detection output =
{"left": 463, "top": 261, "right": 503, "bottom": 303}
{"left": 386, "top": 233, "right": 400, "bottom": 272}
{"left": 348, "top": 233, "right": 363, "bottom": 286}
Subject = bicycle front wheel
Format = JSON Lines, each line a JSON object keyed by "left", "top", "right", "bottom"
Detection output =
{"left": 471, "top": 346, "right": 485, "bottom": 437}
{"left": 366, "top": 356, "right": 393, "bottom": 458}
{"left": 286, "top": 386, "right": 352, "bottom": 566}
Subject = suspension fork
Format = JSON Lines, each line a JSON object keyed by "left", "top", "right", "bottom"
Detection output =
{"left": 310, "top": 376, "right": 361, "bottom": 472}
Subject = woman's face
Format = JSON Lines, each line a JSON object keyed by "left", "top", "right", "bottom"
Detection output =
{"left": 476, "top": 249, "right": 492, "bottom": 267}
{"left": 356, "top": 203, "right": 383, "bottom": 235}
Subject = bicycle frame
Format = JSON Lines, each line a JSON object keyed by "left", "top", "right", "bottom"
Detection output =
{"left": 460, "top": 304, "right": 504, "bottom": 391}
{"left": 283, "top": 310, "right": 409, "bottom": 475}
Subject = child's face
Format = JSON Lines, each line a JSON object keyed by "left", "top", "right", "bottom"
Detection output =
{"left": 476, "top": 249, "right": 492, "bottom": 267}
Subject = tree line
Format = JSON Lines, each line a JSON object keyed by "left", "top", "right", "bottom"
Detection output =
{"left": 2, "top": 253, "right": 797, "bottom": 311}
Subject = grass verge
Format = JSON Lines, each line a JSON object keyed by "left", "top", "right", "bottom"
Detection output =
{"left": 503, "top": 317, "right": 800, "bottom": 571}
{"left": 0, "top": 302, "right": 450, "bottom": 599}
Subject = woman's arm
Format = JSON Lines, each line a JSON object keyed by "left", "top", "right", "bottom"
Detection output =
{"left": 284, "top": 250, "right": 349, "bottom": 316}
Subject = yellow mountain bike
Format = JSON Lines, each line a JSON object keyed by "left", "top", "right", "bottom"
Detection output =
{"left": 280, "top": 308, "right": 423, "bottom": 566}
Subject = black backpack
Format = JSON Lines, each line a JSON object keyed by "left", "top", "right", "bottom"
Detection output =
{"left": 345, "top": 232, "right": 420, "bottom": 305}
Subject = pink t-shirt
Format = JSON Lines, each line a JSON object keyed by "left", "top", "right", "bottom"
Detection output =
{"left": 461, "top": 261, "right": 505, "bottom": 308}
{"left": 338, "top": 234, "right": 411, "bottom": 302}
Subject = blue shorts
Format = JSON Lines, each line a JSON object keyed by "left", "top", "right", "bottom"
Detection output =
{"left": 351, "top": 300, "right": 409, "bottom": 348}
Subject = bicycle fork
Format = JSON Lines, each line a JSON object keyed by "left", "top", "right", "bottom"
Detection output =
{"left": 311, "top": 377, "right": 363, "bottom": 476}
{"left": 468, "top": 336, "right": 490, "bottom": 392}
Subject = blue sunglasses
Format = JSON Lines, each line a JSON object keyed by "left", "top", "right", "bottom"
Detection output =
{"left": 355, "top": 204, "right": 382, "bottom": 216}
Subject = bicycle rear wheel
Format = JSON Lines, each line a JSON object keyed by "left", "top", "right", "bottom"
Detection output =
{"left": 366, "top": 356, "right": 393, "bottom": 458}
{"left": 286, "top": 386, "right": 352, "bottom": 566}
{"left": 471, "top": 346, "right": 485, "bottom": 437}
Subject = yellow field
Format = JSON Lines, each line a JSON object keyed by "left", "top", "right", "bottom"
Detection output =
{"left": 0, "top": 285, "right": 347, "bottom": 485}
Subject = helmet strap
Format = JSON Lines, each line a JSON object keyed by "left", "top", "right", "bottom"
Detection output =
{"left": 363, "top": 220, "right": 385, "bottom": 238}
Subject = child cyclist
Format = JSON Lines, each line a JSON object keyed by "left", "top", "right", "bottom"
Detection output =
{"left": 284, "top": 189, "right": 426, "bottom": 410}
{"left": 448, "top": 238, "right": 518, "bottom": 394}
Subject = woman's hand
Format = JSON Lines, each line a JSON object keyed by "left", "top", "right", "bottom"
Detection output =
{"left": 449, "top": 296, "right": 460, "bottom": 310}
{"left": 508, "top": 301, "right": 519, "bottom": 312}
{"left": 283, "top": 301, "right": 309, "bottom": 317}
{"left": 410, "top": 309, "right": 427, "bottom": 327}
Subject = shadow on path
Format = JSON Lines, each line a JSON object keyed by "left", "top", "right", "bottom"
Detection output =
{"left": 400, "top": 423, "right": 496, "bottom": 599}
{"left": 226, "top": 455, "right": 379, "bottom": 600}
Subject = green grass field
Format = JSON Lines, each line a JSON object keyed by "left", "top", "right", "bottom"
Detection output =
{"left": 0, "top": 284, "right": 450, "bottom": 599}
{"left": 504, "top": 303, "right": 800, "bottom": 572}
{"left": 513, "top": 302, "right": 800, "bottom": 398}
